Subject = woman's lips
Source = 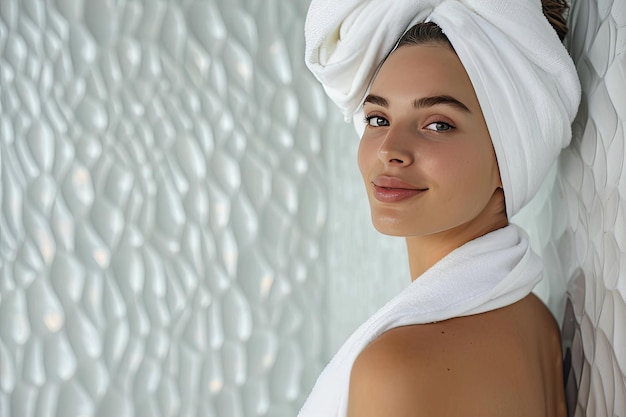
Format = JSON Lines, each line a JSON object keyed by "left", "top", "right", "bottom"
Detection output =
{"left": 372, "top": 176, "right": 427, "bottom": 202}
{"left": 372, "top": 185, "right": 426, "bottom": 202}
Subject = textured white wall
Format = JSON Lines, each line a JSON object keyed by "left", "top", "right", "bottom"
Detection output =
{"left": 0, "top": 0, "right": 330, "bottom": 415}
{"left": 1, "top": 0, "right": 625, "bottom": 417}
{"left": 560, "top": 0, "right": 626, "bottom": 415}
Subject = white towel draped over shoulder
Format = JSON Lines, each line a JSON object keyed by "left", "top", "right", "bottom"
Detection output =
{"left": 304, "top": 0, "right": 581, "bottom": 218}
{"left": 297, "top": 225, "right": 542, "bottom": 416}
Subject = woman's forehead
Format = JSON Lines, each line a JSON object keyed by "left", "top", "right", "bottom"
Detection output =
{"left": 369, "top": 44, "right": 479, "bottom": 109}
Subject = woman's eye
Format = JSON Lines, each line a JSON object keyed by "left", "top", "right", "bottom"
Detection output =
{"left": 364, "top": 116, "right": 389, "bottom": 127}
{"left": 425, "top": 121, "right": 454, "bottom": 132}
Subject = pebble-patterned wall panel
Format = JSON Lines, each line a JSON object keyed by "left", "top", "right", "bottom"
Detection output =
{"left": 0, "top": 0, "right": 339, "bottom": 415}
{"left": 1, "top": 0, "right": 625, "bottom": 417}
{"left": 561, "top": 0, "right": 626, "bottom": 415}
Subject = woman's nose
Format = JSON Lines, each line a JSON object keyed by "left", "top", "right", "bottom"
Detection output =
{"left": 377, "top": 128, "right": 413, "bottom": 166}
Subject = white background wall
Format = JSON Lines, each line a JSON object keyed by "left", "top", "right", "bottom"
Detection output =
{"left": 0, "top": 0, "right": 624, "bottom": 416}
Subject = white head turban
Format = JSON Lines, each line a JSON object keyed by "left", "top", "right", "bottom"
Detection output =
{"left": 304, "top": 0, "right": 581, "bottom": 218}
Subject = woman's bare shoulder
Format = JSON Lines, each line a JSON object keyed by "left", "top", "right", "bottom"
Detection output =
{"left": 347, "top": 322, "right": 512, "bottom": 416}
{"left": 347, "top": 294, "right": 564, "bottom": 417}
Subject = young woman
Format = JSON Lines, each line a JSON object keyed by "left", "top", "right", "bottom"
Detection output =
{"left": 300, "top": 0, "right": 581, "bottom": 416}
{"left": 350, "top": 24, "right": 565, "bottom": 417}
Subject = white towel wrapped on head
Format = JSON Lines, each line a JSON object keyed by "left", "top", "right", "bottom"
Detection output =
{"left": 304, "top": 0, "right": 581, "bottom": 218}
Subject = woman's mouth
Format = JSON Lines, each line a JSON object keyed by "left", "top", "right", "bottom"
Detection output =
{"left": 372, "top": 176, "right": 427, "bottom": 202}
{"left": 372, "top": 185, "right": 427, "bottom": 202}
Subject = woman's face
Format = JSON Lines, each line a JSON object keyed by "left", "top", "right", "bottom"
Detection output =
{"left": 358, "top": 43, "right": 502, "bottom": 238}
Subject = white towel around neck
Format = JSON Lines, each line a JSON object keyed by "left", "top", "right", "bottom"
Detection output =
{"left": 298, "top": 224, "right": 542, "bottom": 416}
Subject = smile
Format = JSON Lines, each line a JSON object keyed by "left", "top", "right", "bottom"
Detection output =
{"left": 372, "top": 183, "right": 427, "bottom": 202}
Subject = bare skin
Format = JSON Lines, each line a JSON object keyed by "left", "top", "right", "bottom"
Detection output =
{"left": 347, "top": 293, "right": 566, "bottom": 417}
{"left": 351, "top": 43, "right": 567, "bottom": 415}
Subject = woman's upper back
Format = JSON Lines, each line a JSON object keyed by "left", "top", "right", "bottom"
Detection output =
{"left": 347, "top": 293, "right": 566, "bottom": 417}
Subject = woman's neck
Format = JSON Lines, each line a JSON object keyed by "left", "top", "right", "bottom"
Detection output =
{"left": 405, "top": 189, "right": 508, "bottom": 280}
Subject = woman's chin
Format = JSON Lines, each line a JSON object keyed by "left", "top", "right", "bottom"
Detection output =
{"left": 371, "top": 218, "right": 414, "bottom": 237}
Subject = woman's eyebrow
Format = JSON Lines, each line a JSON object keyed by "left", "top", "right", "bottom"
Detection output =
{"left": 414, "top": 95, "right": 471, "bottom": 113}
{"left": 364, "top": 94, "right": 471, "bottom": 113}
{"left": 363, "top": 94, "right": 389, "bottom": 107}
